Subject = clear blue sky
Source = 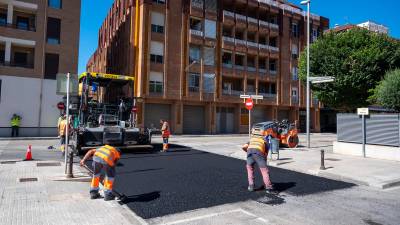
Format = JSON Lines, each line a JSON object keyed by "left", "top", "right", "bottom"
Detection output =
{"left": 78, "top": 0, "right": 400, "bottom": 74}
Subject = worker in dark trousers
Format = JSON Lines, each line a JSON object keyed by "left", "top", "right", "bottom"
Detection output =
{"left": 160, "top": 119, "right": 170, "bottom": 152}
{"left": 10, "top": 114, "right": 21, "bottom": 137}
{"left": 242, "top": 135, "right": 276, "bottom": 194}
{"left": 80, "top": 145, "right": 121, "bottom": 201}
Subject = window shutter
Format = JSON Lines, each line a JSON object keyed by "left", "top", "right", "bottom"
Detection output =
{"left": 150, "top": 41, "right": 164, "bottom": 56}
{"left": 291, "top": 44, "right": 298, "bottom": 54}
{"left": 203, "top": 47, "right": 214, "bottom": 66}
{"left": 151, "top": 12, "right": 164, "bottom": 26}
{"left": 204, "top": 19, "right": 216, "bottom": 39}
{"left": 189, "top": 45, "right": 201, "bottom": 62}
{"left": 203, "top": 73, "right": 215, "bottom": 93}
{"left": 149, "top": 71, "right": 163, "bottom": 82}
{"left": 205, "top": 0, "right": 217, "bottom": 11}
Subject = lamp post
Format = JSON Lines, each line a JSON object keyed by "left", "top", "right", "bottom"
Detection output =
{"left": 301, "top": 0, "right": 311, "bottom": 148}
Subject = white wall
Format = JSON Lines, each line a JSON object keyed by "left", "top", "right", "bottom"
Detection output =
{"left": 0, "top": 75, "right": 62, "bottom": 136}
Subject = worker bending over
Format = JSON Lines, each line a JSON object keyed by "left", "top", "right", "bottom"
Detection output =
{"left": 242, "top": 135, "right": 276, "bottom": 194}
{"left": 160, "top": 119, "right": 170, "bottom": 152}
{"left": 80, "top": 145, "right": 121, "bottom": 201}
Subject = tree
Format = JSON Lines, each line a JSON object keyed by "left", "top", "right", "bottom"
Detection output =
{"left": 298, "top": 28, "right": 400, "bottom": 111}
{"left": 370, "top": 69, "right": 400, "bottom": 112}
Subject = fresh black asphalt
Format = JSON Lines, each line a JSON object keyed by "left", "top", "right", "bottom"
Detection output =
{"left": 101, "top": 144, "right": 355, "bottom": 219}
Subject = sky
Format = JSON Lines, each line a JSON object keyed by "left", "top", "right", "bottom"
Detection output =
{"left": 78, "top": 0, "right": 400, "bottom": 74}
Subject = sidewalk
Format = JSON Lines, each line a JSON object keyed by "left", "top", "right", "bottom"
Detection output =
{"left": 0, "top": 159, "right": 143, "bottom": 225}
{"left": 171, "top": 134, "right": 400, "bottom": 190}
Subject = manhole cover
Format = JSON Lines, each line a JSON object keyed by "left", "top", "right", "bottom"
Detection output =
{"left": 19, "top": 177, "right": 38, "bottom": 182}
{"left": 0, "top": 161, "right": 17, "bottom": 164}
{"left": 37, "top": 162, "right": 61, "bottom": 167}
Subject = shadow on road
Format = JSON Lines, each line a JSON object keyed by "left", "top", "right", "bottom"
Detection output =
{"left": 120, "top": 191, "right": 161, "bottom": 204}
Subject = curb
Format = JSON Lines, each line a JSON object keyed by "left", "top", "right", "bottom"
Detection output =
{"left": 0, "top": 137, "right": 58, "bottom": 141}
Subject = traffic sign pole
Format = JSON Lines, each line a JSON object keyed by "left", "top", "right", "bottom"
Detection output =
{"left": 249, "top": 109, "right": 251, "bottom": 138}
{"left": 245, "top": 98, "right": 254, "bottom": 139}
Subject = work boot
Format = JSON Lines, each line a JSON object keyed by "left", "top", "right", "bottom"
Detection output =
{"left": 247, "top": 184, "right": 255, "bottom": 192}
{"left": 265, "top": 186, "right": 278, "bottom": 195}
{"left": 104, "top": 193, "right": 115, "bottom": 201}
{"left": 90, "top": 191, "right": 100, "bottom": 199}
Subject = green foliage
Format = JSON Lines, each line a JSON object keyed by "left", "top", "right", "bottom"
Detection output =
{"left": 298, "top": 28, "right": 400, "bottom": 111}
{"left": 371, "top": 69, "right": 400, "bottom": 112}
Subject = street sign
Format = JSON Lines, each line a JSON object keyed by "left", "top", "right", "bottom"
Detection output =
{"left": 131, "top": 106, "right": 138, "bottom": 113}
{"left": 240, "top": 94, "right": 250, "bottom": 99}
{"left": 245, "top": 98, "right": 254, "bottom": 110}
{"left": 357, "top": 108, "right": 369, "bottom": 116}
{"left": 57, "top": 102, "right": 65, "bottom": 110}
{"left": 250, "top": 95, "right": 264, "bottom": 100}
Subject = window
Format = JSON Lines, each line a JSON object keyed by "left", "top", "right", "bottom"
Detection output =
{"left": 17, "top": 17, "right": 29, "bottom": 30}
{"left": 205, "top": 0, "right": 217, "bottom": 11}
{"left": 222, "top": 51, "right": 232, "bottom": 67}
{"left": 292, "top": 22, "right": 299, "bottom": 37}
{"left": 270, "top": 83, "right": 276, "bottom": 94}
{"left": 190, "top": 17, "right": 202, "bottom": 31}
{"left": 189, "top": 45, "right": 201, "bottom": 63}
{"left": 291, "top": 87, "right": 298, "bottom": 97}
{"left": 0, "top": 79, "right": 2, "bottom": 102}
{"left": 150, "top": 41, "right": 164, "bottom": 64}
{"left": 247, "top": 80, "right": 255, "bottom": 92}
{"left": 47, "top": 17, "right": 61, "bottom": 44}
{"left": 247, "top": 55, "right": 256, "bottom": 70}
{"left": 48, "top": 0, "right": 62, "bottom": 9}
{"left": 247, "top": 32, "right": 256, "bottom": 42}
{"left": 204, "top": 19, "right": 216, "bottom": 39}
{"left": 0, "top": 13, "right": 6, "bottom": 26}
{"left": 292, "top": 44, "right": 298, "bottom": 59}
{"left": 235, "top": 54, "right": 244, "bottom": 67}
{"left": 44, "top": 53, "right": 59, "bottom": 79}
{"left": 269, "top": 60, "right": 276, "bottom": 71}
{"left": 189, "top": 73, "right": 200, "bottom": 92}
{"left": 149, "top": 71, "right": 163, "bottom": 93}
{"left": 151, "top": 12, "right": 165, "bottom": 34}
{"left": 203, "top": 73, "right": 215, "bottom": 93}
{"left": 0, "top": 49, "right": 4, "bottom": 63}
{"left": 203, "top": 47, "right": 214, "bottom": 66}
{"left": 292, "top": 67, "right": 298, "bottom": 81}
{"left": 222, "top": 26, "right": 232, "bottom": 37}
{"left": 235, "top": 29, "right": 244, "bottom": 40}
{"left": 269, "top": 37, "right": 277, "bottom": 47}
{"left": 13, "top": 52, "right": 28, "bottom": 66}
{"left": 312, "top": 28, "right": 318, "bottom": 42}
{"left": 152, "top": 0, "right": 165, "bottom": 4}
{"left": 258, "top": 58, "right": 266, "bottom": 70}
{"left": 259, "top": 36, "right": 267, "bottom": 45}
{"left": 191, "top": 0, "right": 204, "bottom": 9}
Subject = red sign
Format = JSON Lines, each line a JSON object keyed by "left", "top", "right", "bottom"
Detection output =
{"left": 57, "top": 102, "right": 65, "bottom": 110}
{"left": 131, "top": 106, "right": 138, "bottom": 113}
{"left": 245, "top": 98, "right": 253, "bottom": 110}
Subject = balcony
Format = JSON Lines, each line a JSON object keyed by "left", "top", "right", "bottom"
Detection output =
{"left": 191, "top": 0, "right": 203, "bottom": 9}
{"left": 259, "top": 68, "right": 267, "bottom": 75}
{"left": 235, "top": 65, "right": 244, "bottom": 70}
{"left": 269, "top": 46, "right": 279, "bottom": 52}
{"left": 223, "top": 89, "right": 242, "bottom": 96}
{"left": 235, "top": 14, "right": 247, "bottom": 27}
{"left": 260, "top": 93, "right": 277, "bottom": 99}
{"left": 223, "top": 10, "right": 235, "bottom": 25}
{"left": 247, "top": 66, "right": 256, "bottom": 72}
{"left": 236, "top": 14, "right": 247, "bottom": 22}
{"left": 248, "top": 17, "right": 258, "bottom": 31}
{"left": 247, "top": 41, "right": 258, "bottom": 48}
{"left": 235, "top": 39, "right": 246, "bottom": 46}
{"left": 223, "top": 63, "right": 233, "bottom": 68}
{"left": 222, "top": 36, "right": 235, "bottom": 50}
{"left": 270, "top": 70, "right": 277, "bottom": 75}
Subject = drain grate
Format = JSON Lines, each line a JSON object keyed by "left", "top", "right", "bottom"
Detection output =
{"left": 19, "top": 177, "right": 38, "bottom": 182}
{"left": 37, "top": 162, "right": 61, "bottom": 167}
{"left": 0, "top": 161, "right": 17, "bottom": 164}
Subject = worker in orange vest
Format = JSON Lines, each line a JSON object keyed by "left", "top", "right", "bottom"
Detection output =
{"left": 242, "top": 135, "right": 277, "bottom": 194}
{"left": 80, "top": 145, "right": 121, "bottom": 200}
{"left": 160, "top": 119, "right": 170, "bottom": 152}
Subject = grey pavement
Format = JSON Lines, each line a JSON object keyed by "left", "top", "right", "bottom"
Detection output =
{"left": 1, "top": 135, "right": 400, "bottom": 225}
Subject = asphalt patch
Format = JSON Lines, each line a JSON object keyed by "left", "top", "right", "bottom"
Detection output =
{"left": 86, "top": 145, "right": 355, "bottom": 219}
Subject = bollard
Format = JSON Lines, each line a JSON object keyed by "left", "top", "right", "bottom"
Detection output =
{"left": 66, "top": 147, "right": 74, "bottom": 178}
{"left": 320, "top": 149, "right": 326, "bottom": 170}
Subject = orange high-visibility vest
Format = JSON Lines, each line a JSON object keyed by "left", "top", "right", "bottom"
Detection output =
{"left": 94, "top": 145, "right": 121, "bottom": 167}
{"left": 248, "top": 137, "right": 267, "bottom": 154}
{"left": 58, "top": 120, "right": 67, "bottom": 136}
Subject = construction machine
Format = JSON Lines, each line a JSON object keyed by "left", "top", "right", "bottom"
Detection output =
{"left": 69, "top": 72, "right": 151, "bottom": 155}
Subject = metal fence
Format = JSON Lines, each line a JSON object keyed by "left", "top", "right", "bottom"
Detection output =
{"left": 337, "top": 113, "right": 400, "bottom": 147}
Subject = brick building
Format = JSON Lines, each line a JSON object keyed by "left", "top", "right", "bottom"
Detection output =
{"left": 87, "top": 0, "right": 329, "bottom": 134}
{"left": 0, "top": 0, "right": 81, "bottom": 136}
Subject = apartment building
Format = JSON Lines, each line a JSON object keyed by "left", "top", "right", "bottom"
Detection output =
{"left": 0, "top": 0, "right": 81, "bottom": 136}
{"left": 87, "top": 0, "right": 329, "bottom": 134}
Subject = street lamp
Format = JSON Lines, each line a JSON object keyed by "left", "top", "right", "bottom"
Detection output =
{"left": 301, "top": 0, "right": 311, "bottom": 148}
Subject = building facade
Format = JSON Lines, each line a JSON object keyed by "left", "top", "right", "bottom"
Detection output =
{"left": 87, "top": 0, "right": 329, "bottom": 134}
{"left": 0, "top": 0, "right": 81, "bottom": 136}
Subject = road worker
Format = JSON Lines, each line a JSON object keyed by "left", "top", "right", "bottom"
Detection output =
{"left": 80, "top": 145, "right": 121, "bottom": 201}
{"left": 160, "top": 119, "right": 170, "bottom": 152}
{"left": 58, "top": 114, "right": 70, "bottom": 155}
{"left": 10, "top": 114, "right": 22, "bottom": 137}
{"left": 242, "top": 134, "right": 276, "bottom": 194}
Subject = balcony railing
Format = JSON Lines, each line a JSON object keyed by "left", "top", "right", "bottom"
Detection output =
{"left": 270, "top": 70, "right": 277, "bottom": 75}
{"left": 270, "top": 23, "right": 279, "bottom": 30}
{"left": 258, "top": 0, "right": 279, "bottom": 7}
{"left": 269, "top": 46, "right": 279, "bottom": 52}
{"left": 247, "top": 41, "right": 258, "bottom": 48}
{"left": 189, "top": 86, "right": 200, "bottom": 92}
{"left": 235, "top": 39, "right": 246, "bottom": 45}
{"left": 0, "top": 22, "right": 36, "bottom": 32}
{"left": 259, "top": 44, "right": 269, "bottom": 50}
{"left": 248, "top": 17, "right": 258, "bottom": 24}
{"left": 259, "top": 68, "right": 267, "bottom": 74}
{"left": 191, "top": 0, "right": 203, "bottom": 8}
{"left": 223, "top": 89, "right": 242, "bottom": 96}
{"left": 260, "top": 93, "right": 277, "bottom": 98}
{"left": 247, "top": 66, "right": 256, "bottom": 72}
{"left": 223, "top": 36, "right": 235, "bottom": 43}
{"left": 259, "top": 20, "right": 279, "bottom": 30}
{"left": 223, "top": 10, "right": 235, "bottom": 18}
{"left": 0, "top": 61, "right": 34, "bottom": 68}
{"left": 190, "top": 29, "right": 203, "bottom": 37}
{"left": 236, "top": 14, "right": 247, "bottom": 21}
{"left": 223, "top": 63, "right": 233, "bottom": 68}
{"left": 235, "top": 65, "right": 245, "bottom": 70}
